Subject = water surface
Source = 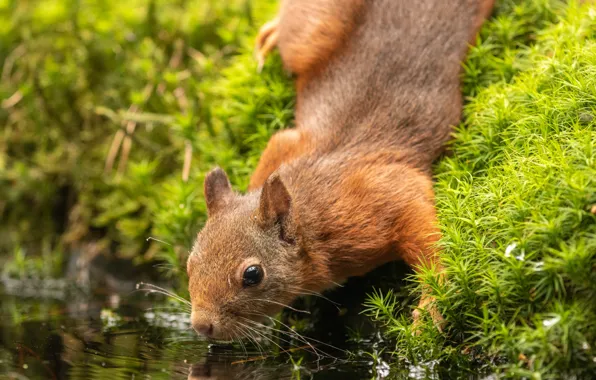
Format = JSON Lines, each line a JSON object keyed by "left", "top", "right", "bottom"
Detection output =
{"left": 0, "top": 278, "right": 380, "bottom": 380}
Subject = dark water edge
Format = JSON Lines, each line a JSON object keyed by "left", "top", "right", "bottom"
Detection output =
{"left": 0, "top": 260, "right": 493, "bottom": 379}
{"left": 0, "top": 286, "right": 374, "bottom": 380}
{"left": 0, "top": 272, "right": 393, "bottom": 380}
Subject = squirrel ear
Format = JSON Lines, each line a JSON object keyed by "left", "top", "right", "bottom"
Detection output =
{"left": 258, "top": 174, "right": 292, "bottom": 228}
{"left": 204, "top": 167, "right": 233, "bottom": 216}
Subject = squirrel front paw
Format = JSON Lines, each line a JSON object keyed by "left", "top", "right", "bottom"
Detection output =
{"left": 412, "top": 296, "right": 445, "bottom": 335}
{"left": 255, "top": 18, "right": 279, "bottom": 72}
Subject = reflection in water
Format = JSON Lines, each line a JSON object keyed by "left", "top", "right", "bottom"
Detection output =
{"left": 0, "top": 277, "right": 376, "bottom": 380}
{"left": 0, "top": 257, "right": 494, "bottom": 379}
{"left": 185, "top": 351, "right": 375, "bottom": 380}
{"left": 187, "top": 357, "right": 292, "bottom": 380}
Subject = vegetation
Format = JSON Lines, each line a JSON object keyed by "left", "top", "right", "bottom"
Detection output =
{"left": 364, "top": 1, "right": 596, "bottom": 378}
{"left": 0, "top": 0, "right": 287, "bottom": 284}
{"left": 1, "top": 0, "right": 595, "bottom": 378}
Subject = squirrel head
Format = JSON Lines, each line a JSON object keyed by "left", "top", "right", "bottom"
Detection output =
{"left": 187, "top": 167, "right": 308, "bottom": 341}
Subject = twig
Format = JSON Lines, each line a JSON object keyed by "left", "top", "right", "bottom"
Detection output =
{"left": 105, "top": 129, "right": 126, "bottom": 174}
{"left": 94, "top": 107, "right": 175, "bottom": 125}
{"left": 105, "top": 105, "right": 137, "bottom": 174}
{"left": 2, "top": 90, "right": 23, "bottom": 108}
{"left": 117, "top": 105, "right": 139, "bottom": 174}
{"left": 1, "top": 44, "right": 26, "bottom": 83}
{"left": 169, "top": 39, "right": 184, "bottom": 69}
{"left": 182, "top": 141, "right": 192, "bottom": 182}
{"left": 16, "top": 343, "right": 57, "bottom": 380}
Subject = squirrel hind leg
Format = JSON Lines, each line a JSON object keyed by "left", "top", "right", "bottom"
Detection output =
{"left": 412, "top": 294, "right": 445, "bottom": 334}
{"left": 275, "top": 0, "right": 365, "bottom": 76}
{"left": 255, "top": 18, "right": 280, "bottom": 72}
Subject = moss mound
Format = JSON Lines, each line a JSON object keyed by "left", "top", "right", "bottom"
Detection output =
{"left": 366, "top": 1, "right": 596, "bottom": 377}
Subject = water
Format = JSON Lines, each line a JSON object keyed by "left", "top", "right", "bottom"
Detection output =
{"left": 0, "top": 278, "right": 382, "bottom": 380}
{"left": 0, "top": 258, "right": 457, "bottom": 380}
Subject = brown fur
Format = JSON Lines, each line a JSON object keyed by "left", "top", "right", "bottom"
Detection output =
{"left": 188, "top": 0, "right": 495, "bottom": 340}
{"left": 277, "top": 0, "right": 365, "bottom": 79}
{"left": 249, "top": 129, "right": 313, "bottom": 190}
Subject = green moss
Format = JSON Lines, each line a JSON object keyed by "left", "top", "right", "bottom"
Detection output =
{"left": 365, "top": 1, "right": 596, "bottom": 377}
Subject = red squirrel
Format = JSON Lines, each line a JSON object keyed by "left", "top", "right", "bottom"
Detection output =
{"left": 187, "top": 0, "right": 495, "bottom": 340}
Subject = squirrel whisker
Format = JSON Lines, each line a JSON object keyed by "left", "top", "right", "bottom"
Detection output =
{"left": 243, "top": 298, "right": 311, "bottom": 315}
{"left": 136, "top": 282, "right": 192, "bottom": 306}
{"left": 238, "top": 317, "right": 299, "bottom": 349}
{"left": 284, "top": 286, "right": 342, "bottom": 309}
{"left": 235, "top": 319, "right": 287, "bottom": 354}
{"left": 145, "top": 305, "right": 192, "bottom": 314}
{"left": 240, "top": 315, "right": 334, "bottom": 362}
{"left": 239, "top": 318, "right": 325, "bottom": 362}
{"left": 263, "top": 315, "right": 349, "bottom": 357}
{"left": 232, "top": 321, "right": 264, "bottom": 357}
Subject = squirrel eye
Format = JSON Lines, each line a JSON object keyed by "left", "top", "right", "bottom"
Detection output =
{"left": 242, "top": 265, "right": 263, "bottom": 287}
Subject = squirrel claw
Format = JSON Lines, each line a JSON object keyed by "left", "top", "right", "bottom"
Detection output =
{"left": 255, "top": 18, "right": 280, "bottom": 72}
{"left": 256, "top": 56, "right": 265, "bottom": 73}
{"left": 412, "top": 297, "right": 445, "bottom": 335}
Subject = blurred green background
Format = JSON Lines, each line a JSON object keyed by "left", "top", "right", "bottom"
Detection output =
{"left": 0, "top": 0, "right": 293, "bottom": 288}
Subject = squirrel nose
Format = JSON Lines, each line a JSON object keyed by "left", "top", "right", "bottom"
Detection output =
{"left": 194, "top": 322, "right": 214, "bottom": 337}
{"left": 191, "top": 311, "right": 216, "bottom": 338}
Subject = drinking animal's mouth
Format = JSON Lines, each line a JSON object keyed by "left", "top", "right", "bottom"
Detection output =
{"left": 205, "top": 341, "right": 236, "bottom": 349}
{"left": 200, "top": 332, "right": 237, "bottom": 344}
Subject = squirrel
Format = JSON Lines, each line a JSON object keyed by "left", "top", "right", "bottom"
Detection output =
{"left": 187, "top": 0, "right": 495, "bottom": 341}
